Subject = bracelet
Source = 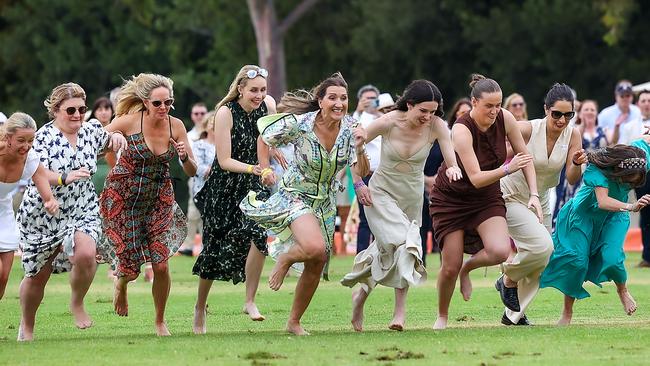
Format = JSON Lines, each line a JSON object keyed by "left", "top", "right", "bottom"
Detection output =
{"left": 572, "top": 158, "right": 581, "bottom": 166}
{"left": 247, "top": 164, "right": 254, "bottom": 174}
{"left": 353, "top": 181, "right": 366, "bottom": 190}
{"left": 180, "top": 154, "right": 188, "bottom": 163}
{"left": 261, "top": 168, "right": 273, "bottom": 178}
{"left": 503, "top": 163, "right": 510, "bottom": 176}
{"left": 620, "top": 203, "right": 633, "bottom": 212}
{"left": 61, "top": 172, "right": 68, "bottom": 186}
{"left": 530, "top": 193, "right": 539, "bottom": 198}
{"left": 57, "top": 174, "right": 64, "bottom": 186}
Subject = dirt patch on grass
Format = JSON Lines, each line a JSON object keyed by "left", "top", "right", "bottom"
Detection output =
{"left": 243, "top": 351, "right": 286, "bottom": 360}
{"left": 376, "top": 347, "right": 424, "bottom": 361}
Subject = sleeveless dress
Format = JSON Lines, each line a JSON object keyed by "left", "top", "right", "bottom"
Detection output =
{"left": 0, "top": 150, "right": 39, "bottom": 252}
{"left": 240, "top": 112, "right": 358, "bottom": 279}
{"left": 540, "top": 139, "right": 650, "bottom": 299}
{"left": 341, "top": 124, "right": 430, "bottom": 291}
{"left": 429, "top": 110, "right": 507, "bottom": 253}
{"left": 99, "top": 113, "right": 187, "bottom": 277}
{"left": 192, "top": 101, "right": 269, "bottom": 284}
{"left": 19, "top": 120, "right": 109, "bottom": 276}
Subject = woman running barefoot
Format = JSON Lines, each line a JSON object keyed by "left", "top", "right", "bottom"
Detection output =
{"left": 540, "top": 142, "right": 650, "bottom": 325}
{"left": 0, "top": 113, "right": 58, "bottom": 301}
{"left": 341, "top": 80, "right": 461, "bottom": 332}
{"left": 241, "top": 73, "right": 369, "bottom": 335}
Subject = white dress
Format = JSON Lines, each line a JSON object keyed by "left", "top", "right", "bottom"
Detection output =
{"left": 0, "top": 150, "right": 39, "bottom": 252}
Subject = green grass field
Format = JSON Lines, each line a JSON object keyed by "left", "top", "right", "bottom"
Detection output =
{"left": 1, "top": 253, "right": 650, "bottom": 365}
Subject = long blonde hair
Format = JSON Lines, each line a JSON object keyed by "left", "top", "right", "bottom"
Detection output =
{"left": 215, "top": 65, "right": 268, "bottom": 111}
{"left": 116, "top": 73, "right": 174, "bottom": 117}
{"left": 280, "top": 72, "right": 348, "bottom": 115}
{"left": 0, "top": 112, "right": 37, "bottom": 140}
{"left": 44, "top": 83, "right": 86, "bottom": 119}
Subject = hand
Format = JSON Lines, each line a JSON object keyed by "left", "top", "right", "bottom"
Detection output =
{"left": 355, "top": 184, "right": 373, "bottom": 206}
{"left": 261, "top": 170, "right": 277, "bottom": 186}
{"left": 571, "top": 149, "right": 587, "bottom": 165}
{"left": 270, "top": 147, "right": 288, "bottom": 170}
{"left": 632, "top": 194, "right": 650, "bottom": 212}
{"left": 170, "top": 138, "right": 188, "bottom": 161}
{"left": 44, "top": 198, "right": 59, "bottom": 216}
{"left": 508, "top": 153, "right": 533, "bottom": 174}
{"left": 250, "top": 164, "right": 263, "bottom": 176}
{"left": 615, "top": 113, "right": 629, "bottom": 127}
{"left": 445, "top": 166, "right": 463, "bottom": 181}
{"left": 65, "top": 167, "right": 91, "bottom": 184}
{"left": 527, "top": 195, "right": 543, "bottom": 223}
{"left": 352, "top": 125, "right": 367, "bottom": 149}
{"left": 108, "top": 132, "right": 127, "bottom": 152}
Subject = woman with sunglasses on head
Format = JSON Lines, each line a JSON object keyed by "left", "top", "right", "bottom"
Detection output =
{"left": 191, "top": 65, "right": 276, "bottom": 334}
{"left": 504, "top": 93, "right": 528, "bottom": 121}
{"left": 241, "top": 72, "right": 369, "bottom": 335}
{"left": 0, "top": 113, "right": 59, "bottom": 301}
{"left": 497, "top": 83, "right": 586, "bottom": 326}
{"left": 428, "top": 74, "right": 541, "bottom": 330}
{"left": 17, "top": 83, "right": 126, "bottom": 341}
{"left": 541, "top": 143, "right": 650, "bottom": 325}
{"left": 100, "top": 73, "right": 196, "bottom": 336}
{"left": 341, "top": 80, "right": 462, "bottom": 332}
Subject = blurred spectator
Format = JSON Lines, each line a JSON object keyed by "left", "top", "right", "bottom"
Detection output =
{"left": 504, "top": 93, "right": 528, "bottom": 121}
{"left": 447, "top": 98, "right": 472, "bottom": 128}
{"left": 599, "top": 80, "right": 641, "bottom": 144}
{"left": 352, "top": 84, "right": 379, "bottom": 120}
{"left": 620, "top": 90, "right": 650, "bottom": 144}
{"left": 88, "top": 96, "right": 116, "bottom": 194}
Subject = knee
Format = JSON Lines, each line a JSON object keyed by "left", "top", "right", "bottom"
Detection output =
{"left": 151, "top": 262, "right": 169, "bottom": 275}
{"left": 439, "top": 260, "right": 462, "bottom": 280}
{"left": 301, "top": 239, "right": 327, "bottom": 263}
{"left": 72, "top": 252, "right": 96, "bottom": 270}
{"left": 487, "top": 245, "right": 510, "bottom": 263}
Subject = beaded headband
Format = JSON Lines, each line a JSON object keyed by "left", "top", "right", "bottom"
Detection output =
{"left": 618, "top": 157, "right": 646, "bottom": 169}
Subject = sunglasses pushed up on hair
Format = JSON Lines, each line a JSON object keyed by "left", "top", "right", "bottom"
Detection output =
{"left": 65, "top": 106, "right": 88, "bottom": 115}
{"left": 550, "top": 110, "right": 575, "bottom": 120}
{"left": 150, "top": 98, "right": 174, "bottom": 108}
{"left": 245, "top": 68, "right": 268, "bottom": 79}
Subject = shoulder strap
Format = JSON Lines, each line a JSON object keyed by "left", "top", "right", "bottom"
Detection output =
{"left": 140, "top": 111, "right": 144, "bottom": 133}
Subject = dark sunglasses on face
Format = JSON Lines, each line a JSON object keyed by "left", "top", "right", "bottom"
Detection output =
{"left": 511, "top": 102, "right": 525, "bottom": 107}
{"left": 65, "top": 106, "right": 88, "bottom": 115}
{"left": 550, "top": 110, "right": 575, "bottom": 120}
{"left": 151, "top": 98, "right": 174, "bottom": 108}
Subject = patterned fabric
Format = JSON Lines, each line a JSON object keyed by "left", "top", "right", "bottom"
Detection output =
{"left": 192, "top": 101, "right": 269, "bottom": 284}
{"left": 99, "top": 118, "right": 186, "bottom": 277}
{"left": 191, "top": 139, "right": 215, "bottom": 197}
{"left": 18, "top": 120, "right": 109, "bottom": 277}
{"left": 240, "top": 111, "right": 358, "bottom": 279}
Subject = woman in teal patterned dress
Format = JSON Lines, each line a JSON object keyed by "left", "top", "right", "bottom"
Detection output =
{"left": 241, "top": 73, "right": 370, "bottom": 335}
{"left": 540, "top": 141, "right": 650, "bottom": 325}
{"left": 191, "top": 65, "right": 277, "bottom": 334}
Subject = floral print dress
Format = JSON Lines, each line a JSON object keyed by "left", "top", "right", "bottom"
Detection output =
{"left": 240, "top": 111, "right": 357, "bottom": 279}
{"left": 192, "top": 101, "right": 269, "bottom": 284}
{"left": 18, "top": 120, "right": 109, "bottom": 277}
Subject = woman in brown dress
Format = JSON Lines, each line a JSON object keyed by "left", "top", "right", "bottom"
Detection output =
{"left": 429, "top": 74, "right": 542, "bottom": 330}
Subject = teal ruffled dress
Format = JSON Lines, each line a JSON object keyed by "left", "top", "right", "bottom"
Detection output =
{"left": 540, "top": 139, "right": 650, "bottom": 298}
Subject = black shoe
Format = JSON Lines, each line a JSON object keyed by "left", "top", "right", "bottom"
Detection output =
{"left": 501, "top": 312, "right": 531, "bottom": 326}
{"left": 495, "top": 275, "right": 520, "bottom": 312}
{"left": 178, "top": 248, "right": 193, "bottom": 257}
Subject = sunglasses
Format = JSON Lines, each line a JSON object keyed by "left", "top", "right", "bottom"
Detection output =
{"left": 245, "top": 68, "right": 268, "bottom": 79}
{"left": 511, "top": 102, "right": 525, "bottom": 108}
{"left": 65, "top": 106, "right": 88, "bottom": 115}
{"left": 550, "top": 110, "right": 575, "bottom": 120}
{"left": 150, "top": 98, "right": 174, "bottom": 108}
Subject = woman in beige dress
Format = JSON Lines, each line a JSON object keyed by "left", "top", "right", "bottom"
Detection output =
{"left": 341, "top": 80, "right": 462, "bottom": 331}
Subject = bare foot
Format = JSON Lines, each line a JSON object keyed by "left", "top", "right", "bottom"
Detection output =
{"left": 113, "top": 279, "right": 129, "bottom": 316}
{"left": 389, "top": 309, "right": 405, "bottom": 331}
{"left": 459, "top": 269, "right": 472, "bottom": 301}
{"left": 433, "top": 316, "right": 448, "bottom": 330}
{"left": 269, "top": 259, "right": 290, "bottom": 291}
{"left": 17, "top": 321, "right": 33, "bottom": 342}
{"left": 351, "top": 289, "right": 366, "bottom": 332}
{"left": 243, "top": 302, "right": 266, "bottom": 321}
{"left": 70, "top": 304, "right": 93, "bottom": 329}
{"left": 193, "top": 306, "right": 207, "bottom": 335}
{"left": 557, "top": 312, "right": 572, "bottom": 326}
{"left": 618, "top": 289, "right": 637, "bottom": 315}
{"left": 155, "top": 321, "right": 171, "bottom": 336}
{"left": 286, "top": 320, "right": 310, "bottom": 336}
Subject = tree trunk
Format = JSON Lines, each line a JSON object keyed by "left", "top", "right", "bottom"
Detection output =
{"left": 247, "top": 0, "right": 318, "bottom": 98}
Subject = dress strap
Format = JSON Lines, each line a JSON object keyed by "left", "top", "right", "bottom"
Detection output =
{"left": 168, "top": 115, "right": 173, "bottom": 141}
{"left": 140, "top": 111, "right": 144, "bottom": 133}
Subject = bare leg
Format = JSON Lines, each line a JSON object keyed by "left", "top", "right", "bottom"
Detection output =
{"left": 114, "top": 273, "right": 137, "bottom": 316}
{"left": 68, "top": 232, "right": 98, "bottom": 329}
{"left": 193, "top": 278, "right": 213, "bottom": 334}
{"left": 151, "top": 262, "right": 171, "bottom": 336}
{"left": 389, "top": 287, "right": 408, "bottom": 331}
{"left": 243, "top": 243, "right": 265, "bottom": 321}
{"left": 558, "top": 295, "right": 575, "bottom": 326}
{"left": 459, "top": 258, "right": 473, "bottom": 301}
{"left": 18, "top": 250, "right": 57, "bottom": 341}
{"left": 616, "top": 282, "right": 637, "bottom": 315}
{"left": 144, "top": 263, "right": 154, "bottom": 283}
{"left": 434, "top": 230, "right": 464, "bottom": 330}
{"left": 0, "top": 251, "right": 15, "bottom": 300}
{"left": 287, "top": 257, "right": 325, "bottom": 336}
{"left": 351, "top": 287, "right": 369, "bottom": 332}
{"left": 459, "top": 217, "right": 512, "bottom": 289}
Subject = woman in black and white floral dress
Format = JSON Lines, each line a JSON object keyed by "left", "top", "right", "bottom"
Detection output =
{"left": 16, "top": 83, "right": 126, "bottom": 341}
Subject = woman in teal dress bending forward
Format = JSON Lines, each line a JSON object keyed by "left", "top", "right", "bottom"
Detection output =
{"left": 540, "top": 142, "right": 650, "bottom": 325}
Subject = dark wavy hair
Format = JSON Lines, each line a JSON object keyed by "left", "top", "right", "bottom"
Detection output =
{"left": 587, "top": 144, "right": 647, "bottom": 187}
{"left": 447, "top": 98, "right": 471, "bottom": 129}
{"left": 393, "top": 79, "right": 444, "bottom": 117}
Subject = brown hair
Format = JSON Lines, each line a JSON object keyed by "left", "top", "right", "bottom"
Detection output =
{"left": 447, "top": 98, "right": 471, "bottom": 129}
{"left": 469, "top": 74, "right": 501, "bottom": 100}
{"left": 280, "top": 72, "right": 348, "bottom": 115}
{"left": 587, "top": 144, "right": 647, "bottom": 187}
{"left": 576, "top": 99, "right": 599, "bottom": 126}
